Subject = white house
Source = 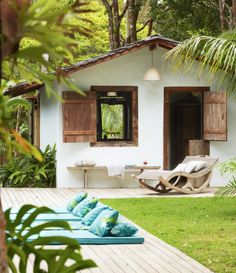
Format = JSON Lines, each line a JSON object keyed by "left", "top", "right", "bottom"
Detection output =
{"left": 6, "top": 35, "right": 236, "bottom": 189}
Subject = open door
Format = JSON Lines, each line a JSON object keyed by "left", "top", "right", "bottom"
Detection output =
{"left": 164, "top": 88, "right": 227, "bottom": 170}
{"left": 203, "top": 92, "right": 227, "bottom": 141}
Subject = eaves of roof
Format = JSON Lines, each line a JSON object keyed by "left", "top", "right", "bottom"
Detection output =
{"left": 62, "top": 35, "right": 178, "bottom": 74}
{"left": 3, "top": 35, "right": 178, "bottom": 97}
{"left": 3, "top": 82, "right": 43, "bottom": 97}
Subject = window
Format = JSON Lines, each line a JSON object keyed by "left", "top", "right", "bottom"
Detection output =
{"left": 96, "top": 91, "right": 132, "bottom": 141}
{"left": 62, "top": 86, "right": 138, "bottom": 147}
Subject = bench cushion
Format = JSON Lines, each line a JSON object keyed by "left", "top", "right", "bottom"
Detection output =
{"left": 28, "top": 230, "right": 144, "bottom": 245}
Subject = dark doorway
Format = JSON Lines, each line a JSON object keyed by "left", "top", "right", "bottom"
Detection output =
{"left": 170, "top": 94, "right": 201, "bottom": 169}
{"left": 164, "top": 87, "right": 210, "bottom": 170}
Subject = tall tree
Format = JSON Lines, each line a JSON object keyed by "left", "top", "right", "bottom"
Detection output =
{"left": 101, "top": 0, "right": 129, "bottom": 49}
{"left": 149, "top": 0, "right": 224, "bottom": 40}
{"left": 218, "top": 0, "right": 236, "bottom": 30}
{"left": 101, "top": 0, "right": 152, "bottom": 49}
{"left": 233, "top": 0, "right": 236, "bottom": 26}
{"left": 126, "top": 0, "right": 141, "bottom": 43}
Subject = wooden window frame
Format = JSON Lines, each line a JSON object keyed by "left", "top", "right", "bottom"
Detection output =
{"left": 90, "top": 86, "right": 138, "bottom": 147}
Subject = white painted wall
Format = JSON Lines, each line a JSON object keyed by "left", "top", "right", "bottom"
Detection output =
{"left": 40, "top": 47, "right": 236, "bottom": 188}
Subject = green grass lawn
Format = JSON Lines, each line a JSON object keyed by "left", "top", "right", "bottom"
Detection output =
{"left": 101, "top": 197, "right": 236, "bottom": 273}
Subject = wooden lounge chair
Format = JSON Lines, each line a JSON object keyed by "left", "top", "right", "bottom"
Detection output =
{"left": 131, "top": 156, "right": 218, "bottom": 194}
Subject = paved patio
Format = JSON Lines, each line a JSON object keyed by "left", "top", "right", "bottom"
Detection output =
{"left": 1, "top": 188, "right": 215, "bottom": 273}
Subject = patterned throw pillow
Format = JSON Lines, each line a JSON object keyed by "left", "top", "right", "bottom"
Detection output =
{"left": 89, "top": 209, "right": 119, "bottom": 237}
{"left": 81, "top": 203, "right": 109, "bottom": 226}
{"left": 110, "top": 220, "right": 138, "bottom": 237}
{"left": 66, "top": 192, "right": 87, "bottom": 212}
{"left": 72, "top": 198, "right": 98, "bottom": 217}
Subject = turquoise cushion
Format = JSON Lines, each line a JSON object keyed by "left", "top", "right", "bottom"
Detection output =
{"left": 66, "top": 192, "right": 87, "bottom": 212}
{"left": 81, "top": 203, "right": 108, "bottom": 226}
{"left": 72, "top": 198, "right": 98, "bottom": 217}
{"left": 110, "top": 219, "right": 138, "bottom": 237}
{"left": 27, "top": 230, "right": 145, "bottom": 244}
{"left": 89, "top": 209, "right": 119, "bottom": 237}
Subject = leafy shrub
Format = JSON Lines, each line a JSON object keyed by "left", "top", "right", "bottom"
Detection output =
{"left": 215, "top": 158, "right": 236, "bottom": 197}
{"left": 0, "top": 145, "right": 56, "bottom": 188}
{"left": 5, "top": 204, "right": 96, "bottom": 272}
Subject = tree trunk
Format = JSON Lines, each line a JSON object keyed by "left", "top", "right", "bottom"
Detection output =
{"left": 232, "top": 0, "right": 236, "bottom": 27}
{"left": 126, "top": 0, "right": 141, "bottom": 43}
{"left": 218, "top": 0, "right": 226, "bottom": 31}
{"left": 15, "top": 106, "right": 22, "bottom": 133}
{"left": 102, "top": 0, "right": 129, "bottom": 49}
{"left": 113, "top": 0, "right": 121, "bottom": 49}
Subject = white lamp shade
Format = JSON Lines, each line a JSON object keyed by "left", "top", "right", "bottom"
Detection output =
{"left": 143, "top": 66, "right": 161, "bottom": 81}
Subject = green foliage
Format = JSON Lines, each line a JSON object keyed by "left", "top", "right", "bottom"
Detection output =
{"left": 0, "top": 145, "right": 56, "bottom": 188}
{"left": 5, "top": 204, "right": 96, "bottom": 273}
{"left": 72, "top": 0, "right": 110, "bottom": 60}
{"left": 149, "top": 0, "right": 222, "bottom": 41}
{"left": 6, "top": 97, "right": 32, "bottom": 112}
{"left": 165, "top": 30, "right": 236, "bottom": 96}
{"left": 215, "top": 179, "right": 236, "bottom": 197}
{"left": 102, "top": 104, "right": 124, "bottom": 139}
{"left": 0, "top": 93, "right": 42, "bottom": 161}
{"left": 215, "top": 158, "right": 236, "bottom": 197}
{"left": 72, "top": 0, "right": 148, "bottom": 61}
{"left": 218, "top": 157, "right": 236, "bottom": 177}
{"left": 1, "top": 0, "right": 91, "bottom": 97}
{"left": 102, "top": 197, "right": 236, "bottom": 273}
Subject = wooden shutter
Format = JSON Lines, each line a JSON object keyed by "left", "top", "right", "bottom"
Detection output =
{"left": 62, "top": 91, "right": 96, "bottom": 142}
{"left": 203, "top": 91, "right": 227, "bottom": 141}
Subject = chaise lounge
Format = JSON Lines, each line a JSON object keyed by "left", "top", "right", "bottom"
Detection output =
{"left": 131, "top": 155, "right": 218, "bottom": 194}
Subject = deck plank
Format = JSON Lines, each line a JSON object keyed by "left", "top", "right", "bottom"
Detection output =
{"left": 1, "top": 188, "right": 214, "bottom": 273}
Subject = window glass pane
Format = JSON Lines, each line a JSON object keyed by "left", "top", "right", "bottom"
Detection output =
{"left": 101, "top": 103, "right": 124, "bottom": 139}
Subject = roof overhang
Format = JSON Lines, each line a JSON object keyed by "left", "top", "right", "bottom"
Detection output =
{"left": 3, "top": 35, "right": 178, "bottom": 97}
{"left": 62, "top": 35, "right": 178, "bottom": 74}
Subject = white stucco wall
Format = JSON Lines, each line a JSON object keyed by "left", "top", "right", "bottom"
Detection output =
{"left": 40, "top": 46, "right": 236, "bottom": 188}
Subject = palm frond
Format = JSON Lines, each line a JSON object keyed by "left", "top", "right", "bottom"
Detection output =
{"left": 165, "top": 32, "right": 236, "bottom": 96}
{"left": 214, "top": 178, "right": 236, "bottom": 197}
{"left": 218, "top": 158, "right": 236, "bottom": 176}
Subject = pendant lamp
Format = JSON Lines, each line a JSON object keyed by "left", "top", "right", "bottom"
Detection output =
{"left": 143, "top": 46, "right": 161, "bottom": 81}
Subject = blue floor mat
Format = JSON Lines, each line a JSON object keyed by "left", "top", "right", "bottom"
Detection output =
{"left": 8, "top": 207, "right": 69, "bottom": 214}
{"left": 10, "top": 213, "right": 81, "bottom": 221}
{"left": 28, "top": 229, "right": 144, "bottom": 245}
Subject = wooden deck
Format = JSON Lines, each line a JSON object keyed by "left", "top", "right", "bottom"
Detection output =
{"left": 1, "top": 188, "right": 214, "bottom": 273}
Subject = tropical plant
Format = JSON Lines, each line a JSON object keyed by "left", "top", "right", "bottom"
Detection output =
{"left": 165, "top": 29, "right": 236, "bottom": 96}
{"left": 0, "top": 93, "right": 41, "bottom": 161}
{"left": 1, "top": 0, "right": 91, "bottom": 96}
{"left": 0, "top": 145, "right": 56, "bottom": 188}
{"left": 101, "top": 104, "right": 124, "bottom": 139}
{"left": 7, "top": 96, "right": 32, "bottom": 135}
{"left": 5, "top": 204, "right": 96, "bottom": 273}
{"left": 215, "top": 158, "right": 236, "bottom": 197}
{"left": 1, "top": 0, "right": 92, "bottom": 160}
